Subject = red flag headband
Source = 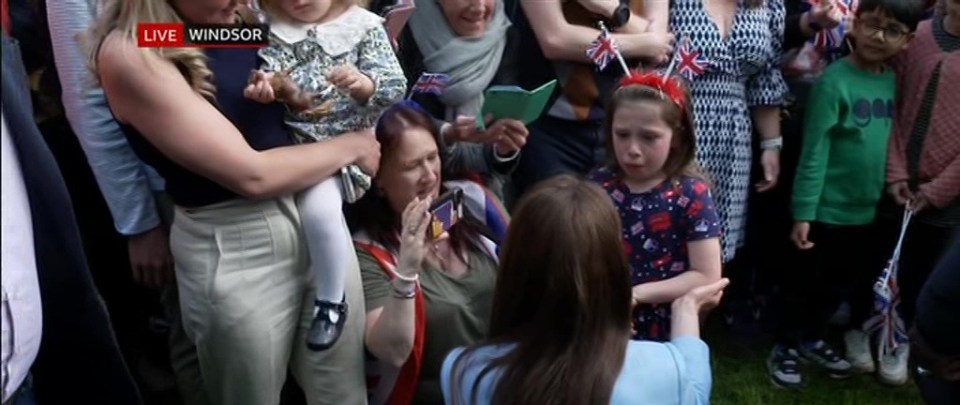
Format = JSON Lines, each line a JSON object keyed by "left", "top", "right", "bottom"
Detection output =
{"left": 616, "top": 71, "right": 687, "bottom": 112}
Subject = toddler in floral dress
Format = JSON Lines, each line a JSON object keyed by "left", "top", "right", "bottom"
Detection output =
{"left": 245, "top": 0, "right": 406, "bottom": 351}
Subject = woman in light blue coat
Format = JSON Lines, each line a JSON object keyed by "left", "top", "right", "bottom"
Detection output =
{"left": 440, "top": 175, "right": 726, "bottom": 405}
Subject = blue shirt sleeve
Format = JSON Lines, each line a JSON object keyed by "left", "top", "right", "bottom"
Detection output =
{"left": 441, "top": 344, "right": 511, "bottom": 405}
{"left": 441, "top": 346, "right": 465, "bottom": 404}
{"left": 669, "top": 336, "right": 712, "bottom": 405}
{"left": 47, "top": 0, "right": 165, "bottom": 236}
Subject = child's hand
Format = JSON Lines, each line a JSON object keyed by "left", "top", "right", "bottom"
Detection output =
{"left": 790, "top": 222, "right": 815, "bottom": 250}
{"left": 327, "top": 65, "right": 375, "bottom": 104}
{"left": 244, "top": 70, "right": 277, "bottom": 104}
{"left": 909, "top": 191, "right": 930, "bottom": 213}
{"left": 887, "top": 181, "right": 915, "bottom": 206}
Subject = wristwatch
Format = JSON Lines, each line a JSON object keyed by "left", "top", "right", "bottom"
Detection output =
{"left": 609, "top": 2, "right": 631, "bottom": 30}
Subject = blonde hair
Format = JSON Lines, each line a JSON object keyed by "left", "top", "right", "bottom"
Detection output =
{"left": 85, "top": 0, "right": 215, "bottom": 99}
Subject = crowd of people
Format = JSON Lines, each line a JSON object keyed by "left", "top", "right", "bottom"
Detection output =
{"left": 1, "top": 0, "right": 957, "bottom": 404}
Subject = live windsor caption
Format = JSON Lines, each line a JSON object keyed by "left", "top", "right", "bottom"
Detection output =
{"left": 138, "top": 23, "right": 269, "bottom": 48}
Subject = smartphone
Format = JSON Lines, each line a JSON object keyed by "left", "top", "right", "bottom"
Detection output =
{"left": 428, "top": 188, "right": 464, "bottom": 240}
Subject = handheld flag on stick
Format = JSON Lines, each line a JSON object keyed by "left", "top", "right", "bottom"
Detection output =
{"left": 863, "top": 208, "right": 912, "bottom": 360}
{"left": 808, "top": 0, "right": 859, "bottom": 51}
{"left": 407, "top": 72, "right": 450, "bottom": 99}
{"left": 588, "top": 23, "right": 631, "bottom": 75}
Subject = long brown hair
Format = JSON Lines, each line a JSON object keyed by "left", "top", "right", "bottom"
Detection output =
{"left": 345, "top": 101, "right": 481, "bottom": 256}
{"left": 603, "top": 78, "right": 708, "bottom": 184}
{"left": 450, "top": 175, "right": 632, "bottom": 405}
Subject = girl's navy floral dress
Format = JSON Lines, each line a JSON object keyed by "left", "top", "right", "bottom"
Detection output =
{"left": 590, "top": 167, "right": 723, "bottom": 341}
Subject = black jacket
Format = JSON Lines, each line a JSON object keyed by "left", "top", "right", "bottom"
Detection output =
{"left": 1, "top": 32, "right": 142, "bottom": 405}
{"left": 784, "top": 0, "right": 812, "bottom": 52}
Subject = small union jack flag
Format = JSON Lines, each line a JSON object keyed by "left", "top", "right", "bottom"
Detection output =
{"left": 864, "top": 209, "right": 912, "bottom": 358}
{"left": 587, "top": 30, "right": 620, "bottom": 71}
{"left": 411, "top": 73, "right": 450, "bottom": 96}
{"left": 675, "top": 37, "right": 711, "bottom": 81}
{"left": 808, "top": 0, "right": 859, "bottom": 51}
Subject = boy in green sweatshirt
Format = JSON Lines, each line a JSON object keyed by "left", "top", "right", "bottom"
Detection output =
{"left": 767, "top": 0, "right": 926, "bottom": 389}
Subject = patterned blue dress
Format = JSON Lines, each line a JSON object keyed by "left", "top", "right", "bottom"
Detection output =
{"left": 669, "top": 0, "right": 788, "bottom": 261}
{"left": 590, "top": 168, "right": 723, "bottom": 341}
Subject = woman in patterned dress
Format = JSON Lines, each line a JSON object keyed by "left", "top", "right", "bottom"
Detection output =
{"left": 660, "top": 0, "right": 789, "bottom": 263}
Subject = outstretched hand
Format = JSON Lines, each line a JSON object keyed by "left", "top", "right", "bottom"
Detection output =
{"left": 675, "top": 278, "right": 730, "bottom": 314}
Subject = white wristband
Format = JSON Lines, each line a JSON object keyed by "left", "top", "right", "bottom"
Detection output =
{"left": 760, "top": 137, "right": 783, "bottom": 150}
{"left": 493, "top": 145, "right": 521, "bottom": 162}
{"left": 393, "top": 269, "right": 419, "bottom": 283}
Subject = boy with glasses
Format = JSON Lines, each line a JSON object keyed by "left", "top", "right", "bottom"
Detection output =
{"left": 768, "top": 0, "right": 926, "bottom": 389}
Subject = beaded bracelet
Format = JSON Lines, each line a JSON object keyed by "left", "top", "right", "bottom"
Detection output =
{"left": 391, "top": 279, "right": 417, "bottom": 299}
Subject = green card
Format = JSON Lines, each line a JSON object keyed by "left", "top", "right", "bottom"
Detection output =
{"left": 480, "top": 79, "right": 557, "bottom": 125}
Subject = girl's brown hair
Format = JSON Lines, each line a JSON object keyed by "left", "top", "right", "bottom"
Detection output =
{"left": 449, "top": 174, "right": 632, "bottom": 405}
{"left": 603, "top": 77, "right": 706, "bottom": 183}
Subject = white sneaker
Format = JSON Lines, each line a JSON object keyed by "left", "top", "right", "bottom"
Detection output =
{"left": 844, "top": 329, "right": 875, "bottom": 373}
{"left": 878, "top": 343, "right": 910, "bottom": 386}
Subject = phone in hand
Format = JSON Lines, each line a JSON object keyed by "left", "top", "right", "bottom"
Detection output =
{"left": 428, "top": 188, "right": 464, "bottom": 240}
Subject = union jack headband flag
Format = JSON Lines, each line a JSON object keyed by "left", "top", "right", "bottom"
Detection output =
{"left": 408, "top": 72, "right": 450, "bottom": 99}
{"left": 587, "top": 29, "right": 621, "bottom": 71}
{"left": 674, "top": 37, "right": 711, "bottom": 81}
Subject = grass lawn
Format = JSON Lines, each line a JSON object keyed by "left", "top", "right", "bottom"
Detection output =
{"left": 706, "top": 319, "right": 924, "bottom": 405}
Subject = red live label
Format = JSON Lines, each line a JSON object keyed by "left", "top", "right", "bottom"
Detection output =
{"left": 138, "top": 23, "right": 184, "bottom": 47}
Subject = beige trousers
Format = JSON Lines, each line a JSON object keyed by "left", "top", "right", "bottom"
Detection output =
{"left": 169, "top": 196, "right": 367, "bottom": 405}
